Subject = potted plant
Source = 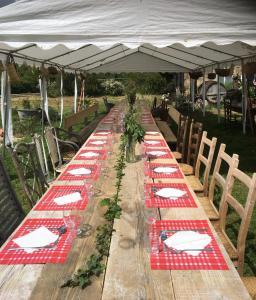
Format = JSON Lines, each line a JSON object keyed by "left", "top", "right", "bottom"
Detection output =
{"left": 208, "top": 72, "right": 216, "bottom": 80}
{"left": 17, "top": 99, "right": 41, "bottom": 120}
{"left": 189, "top": 71, "right": 203, "bottom": 80}
{"left": 244, "top": 62, "right": 256, "bottom": 75}
{"left": 123, "top": 108, "right": 145, "bottom": 163}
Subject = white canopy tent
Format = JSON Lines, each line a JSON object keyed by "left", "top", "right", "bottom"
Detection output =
{"left": 0, "top": 0, "right": 256, "bottom": 144}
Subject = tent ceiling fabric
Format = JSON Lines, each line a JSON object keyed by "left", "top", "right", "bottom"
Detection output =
{"left": 0, "top": 0, "right": 255, "bottom": 72}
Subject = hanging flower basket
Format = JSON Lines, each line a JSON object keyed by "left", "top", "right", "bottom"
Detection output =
{"left": 243, "top": 62, "right": 256, "bottom": 75}
{"left": 79, "top": 72, "right": 86, "bottom": 80}
{"left": 208, "top": 73, "right": 216, "bottom": 80}
{"left": 0, "top": 60, "right": 4, "bottom": 73}
{"left": 47, "top": 66, "right": 59, "bottom": 75}
{"left": 189, "top": 71, "right": 203, "bottom": 80}
{"left": 6, "top": 57, "right": 20, "bottom": 83}
{"left": 40, "top": 65, "right": 49, "bottom": 77}
{"left": 215, "top": 68, "right": 231, "bottom": 77}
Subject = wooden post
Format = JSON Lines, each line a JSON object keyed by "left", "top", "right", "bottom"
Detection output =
{"left": 202, "top": 69, "right": 206, "bottom": 116}
{"left": 191, "top": 78, "right": 195, "bottom": 111}
{"left": 241, "top": 59, "right": 248, "bottom": 134}
{"left": 217, "top": 73, "right": 221, "bottom": 123}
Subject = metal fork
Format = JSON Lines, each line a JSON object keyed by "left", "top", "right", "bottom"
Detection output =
{"left": 167, "top": 247, "right": 213, "bottom": 254}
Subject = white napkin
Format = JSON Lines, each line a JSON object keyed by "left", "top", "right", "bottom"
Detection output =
{"left": 146, "top": 131, "right": 159, "bottom": 135}
{"left": 90, "top": 140, "right": 106, "bottom": 145}
{"left": 145, "top": 140, "right": 160, "bottom": 145}
{"left": 155, "top": 187, "right": 186, "bottom": 200}
{"left": 80, "top": 151, "right": 99, "bottom": 158}
{"left": 146, "top": 150, "right": 167, "bottom": 156}
{"left": 153, "top": 167, "right": 177, "bottom": 174}
{"left": 54, "top": 191, "right": 82, "bottom": 205}
{"left": 68, "top": 167, "right": 91, "bottom": 175}
{"left": 13, "top": 226, "right": 59, "bottom": 253}
{"left": 164, "top": 231, "right": 212, "bottom": 256}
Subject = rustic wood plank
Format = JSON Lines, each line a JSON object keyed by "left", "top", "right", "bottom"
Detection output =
{"left": 102, "top": 145, "right": 175, "bottom": 300}
{"left": 29, "top": 135, "right": 119, "bottom": 300}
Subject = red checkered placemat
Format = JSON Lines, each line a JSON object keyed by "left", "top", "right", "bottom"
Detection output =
{"left": 144, "top": 139, "right": 167, "bottom": 148}
{"left": 58, "top": 164, "right": 100, "bottom": 181}
{"left": 150, "top": 220, "right": 229, "bottom": 270}
{"left": 85, "top": 138, "right": 108, "bottom": 147}
{"left": 34, "top": 185, "right": 88, "bottom": 211}
{"left": 145, "top": 163, "right": 184, "bottom": 179}
{"left": 145, "top": 148, "right": 173, "bottom": 159}
{"left": 145, "top": 183, "right": 197, "bottom": 208}
{"left": 0, "top": 218, "right": 77, "bottom": 264}
{"left": 73, "top": 149, "right": 107, "bottom": 161}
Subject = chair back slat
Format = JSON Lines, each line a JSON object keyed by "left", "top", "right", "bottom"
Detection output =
{"left": 194, "top": 131, "right": 217, "bottom": 196}
{"left": 176, "top": 115, "right": 189, "bottom": 162}
{"left": 9, "top": 142, "right": 48, "bottom": 208}
{"left": 219, "top": 170, "right": 256, "bottom": 275}
{"left": 45, "top": 127, "right": 61, "bottom": 167}
{"left": 187, "top": 120, "right": 203, "bottom": 171}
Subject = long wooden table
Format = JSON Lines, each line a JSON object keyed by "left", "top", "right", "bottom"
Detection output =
{"left": 0, "top": 105, "right": 251, "bottom": 299}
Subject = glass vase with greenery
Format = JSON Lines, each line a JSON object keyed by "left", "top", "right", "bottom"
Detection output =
{"left": 123, "top": 108, "right": 145, "bottom": 163}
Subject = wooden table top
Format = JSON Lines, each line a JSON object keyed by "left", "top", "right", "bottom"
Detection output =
{"left": 0, "top": 106, "right": 250, "bottom": 300}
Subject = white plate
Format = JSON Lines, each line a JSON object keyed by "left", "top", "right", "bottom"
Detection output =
{"left": 13, "top": 226, "right": 59, "bottom": 253}
{"left": 90, "top": 140, "right": 106, "bottom": 145}
{"left": 145, "top": 140, "right": 160, "bottom": 145}
{"left": 54, "top": 192, "right": 82, "bottom": 205}
{"left": 153, "top": 167, "right": 177, "bottom": 174}
{"left": 164, "top": 231, "right": 212, "bottom": 256}
{"left": 155, "top": 187, "right": 186, "bottom": 199}
{"left": 146, "top": 150, "right": 167, "bottom": 156}
{"left": 68, "top": 167, "right": 91, "bottom": 175}
{"left": 80, "top": 151, "right": 100, "bottom": 157}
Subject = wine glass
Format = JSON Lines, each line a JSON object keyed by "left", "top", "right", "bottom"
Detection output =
{"left": 62, "top": 210, "right": 77, "bottom": 243}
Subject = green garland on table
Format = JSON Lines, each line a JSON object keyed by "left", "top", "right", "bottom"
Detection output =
{"left": 61, "top": 135, "right": 126, "bottom": 289}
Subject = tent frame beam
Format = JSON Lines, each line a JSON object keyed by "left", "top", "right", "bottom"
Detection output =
{"left": 43, "top": 44, "right": 92, "bottom": 63}
{"left": 200, "top": 45, "right": 241, "bottom": 60}
{"left": 167, "top": 45, "right": 218, "bottom": 63}
{"left": 64, "top": 44, "right": 122, "bottom": 68}
{"left": 139, "top": 45, "right": 203, "bottom": 67}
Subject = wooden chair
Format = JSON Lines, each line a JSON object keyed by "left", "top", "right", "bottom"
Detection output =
{"left": 0, "top": 155, "right": 24, "bottom": 246}
{"left": 186, "top": 131, "right": 217, "bottom": 196}
{"left": 9, "top": 141, "right": 48, "bottom": 208}
{"left": 32, "top": 134, "right": 51, "bottom": 182}
{"left": 45, "top": 127, "right": 79, "bottom": 176}
{"left": 212, "top": 171, "right": 256, "bottom": 275}
{"left": 198, "top": 144, "right": 239, "bottom": 220}
{"left": 173, "top": 115, "right": 189, "bottom": 161}
{"left": 179, "top": 119, "right": 203, "bottom": 175}
{"left": 103, "top": 96, "right": 114, "bottom": 113}
{"left": 241, "top": 277, "right": 256, "bottom": 299}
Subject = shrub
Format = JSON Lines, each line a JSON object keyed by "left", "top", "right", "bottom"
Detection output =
{"left": 101, "top": 79, "right": 124, "bottom": 96}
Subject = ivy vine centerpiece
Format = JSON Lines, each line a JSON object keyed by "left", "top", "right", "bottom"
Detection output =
{"left": 123, "top": 108, "right": 145, "bottom": 163}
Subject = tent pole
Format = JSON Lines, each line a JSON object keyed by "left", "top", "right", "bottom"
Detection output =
{"left": 217, "top": 73, "right": 221, "bottom": 123}
{"left": 241, "top": 59, "right": 247, "bottom": 134}
{"left": 191, "top": 78, "right": 195, "bottom": 111}
{"left": 202, "top": 69, "right": 206, "bottom": 116}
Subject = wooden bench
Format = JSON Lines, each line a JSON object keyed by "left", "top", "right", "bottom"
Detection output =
{"left": 63, "top": 103, "right": 105, "bottom": 144}
{"left": 155, "top": 105, "right": 181, "bottom": 144}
